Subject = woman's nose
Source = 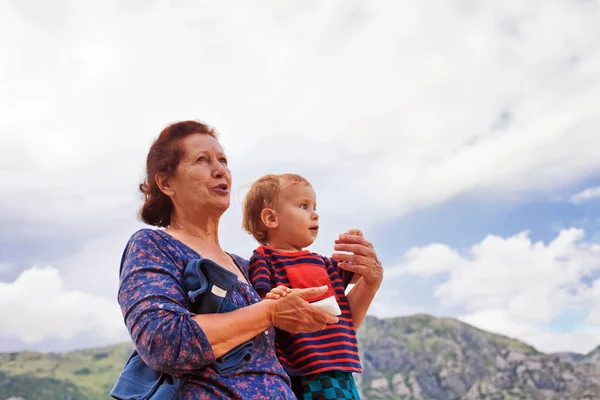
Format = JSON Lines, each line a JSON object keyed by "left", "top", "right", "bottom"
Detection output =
{"left": 212, "top": 161, "right": 227, "bottom": 178}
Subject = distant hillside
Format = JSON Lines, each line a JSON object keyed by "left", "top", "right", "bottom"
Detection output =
{"left": 356, "top": 315, "right": 600, "bottom": 399}
{"left": 1, "top": 315, "right": 600, "bottom": 399}
{"left": 0, "top": 343, "right": 132, "bottom": 400}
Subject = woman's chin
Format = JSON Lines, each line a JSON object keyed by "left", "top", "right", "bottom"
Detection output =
{"left": 214, "top": 199, "right": 231, "bottom": 212}
{"left": 197, "top": 199, "right": 230, "bottom": 215}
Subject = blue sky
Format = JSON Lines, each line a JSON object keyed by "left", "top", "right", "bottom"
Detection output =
{"left": 2, "top": 0, "right": 600, "bottom": 354}
{"left": 376, "top": 176, "right": 600, "bottom": 253}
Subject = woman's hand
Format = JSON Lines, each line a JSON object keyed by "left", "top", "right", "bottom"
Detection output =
{"left": 332, "top": 229, "right": 383, "bottom": 288}
{"left": 268, "top": 286, "right": 339, "bottom": 334}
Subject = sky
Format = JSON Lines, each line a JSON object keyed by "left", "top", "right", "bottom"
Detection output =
{"left": 2, "top": 0, "right": 600, "bottom": 355}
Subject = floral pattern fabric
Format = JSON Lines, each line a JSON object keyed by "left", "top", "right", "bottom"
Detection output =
{"left": 118, "top": 228, "right": 296, "bottom": 399}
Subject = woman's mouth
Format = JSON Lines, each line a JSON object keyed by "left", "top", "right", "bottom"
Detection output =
{"left": 213, "top": 183, "right": 229, "bottom": 195}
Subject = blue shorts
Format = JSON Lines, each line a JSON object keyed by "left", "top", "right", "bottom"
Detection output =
{"left": 290, "top": 371, "right": 361, "bottom": 400}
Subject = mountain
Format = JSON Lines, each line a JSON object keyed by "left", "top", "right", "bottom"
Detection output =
{"left": 580, "top": 346, "right": 600, "bottom": 366}
{"left": 356, "top": 315, "right": 600, "bottom": 399}
{"left": 551, "top": 352, "right": 586, "bottom": 363}
{"left": 0, "top": 343, "right": 132, "bottom": 400}
{"left": 1, "top": 315, "right": 600, "bottom": 399}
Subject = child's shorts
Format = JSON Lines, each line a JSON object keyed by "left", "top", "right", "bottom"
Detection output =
{"left": 290, "top": 370, "right": 360, "bottom": 399}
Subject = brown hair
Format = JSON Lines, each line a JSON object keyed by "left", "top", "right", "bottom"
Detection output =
{"left": 139, "top": 120, "right": 218, "bottom": 227}
{"left": 242, "top": 173, "right": 310, "bottom": 244}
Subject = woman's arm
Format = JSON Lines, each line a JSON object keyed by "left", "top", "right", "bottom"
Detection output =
{"left": 194, "top": 286, "right": 337, "bottom": 357}
{"left": 332, "top": 230, "right": 383, "bottom": 330}
{"left": 119, "top": 230, "right": 336, "bottom": 375}
{"left": 119, "top": 231, "right": 216, "bottom": 376}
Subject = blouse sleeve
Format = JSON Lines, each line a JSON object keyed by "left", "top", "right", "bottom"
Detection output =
{"left": 248, "top": 250, "right": 275, "bottom": 293}
{"left": 118, "top": 230, "right": 216, "bottom": 376}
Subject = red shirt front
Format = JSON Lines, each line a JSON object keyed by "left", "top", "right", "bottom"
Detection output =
{"left": 248, "top": 246, "right": 362, "bottom": 376}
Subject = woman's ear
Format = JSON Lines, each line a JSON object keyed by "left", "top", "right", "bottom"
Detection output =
{"left": 155, "top": 172, "right": 175, "bottom": 197}
{"left": 260, "top": 208, "right": 278, "bottom": 229}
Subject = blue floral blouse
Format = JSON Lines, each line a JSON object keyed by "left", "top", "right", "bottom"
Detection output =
{"left": 118, "top": 229, "right": 296, "bottom": 399}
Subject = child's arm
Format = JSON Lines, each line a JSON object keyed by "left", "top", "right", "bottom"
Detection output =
{"left": 248, "top": 250, "right": 277, "bottom": 299}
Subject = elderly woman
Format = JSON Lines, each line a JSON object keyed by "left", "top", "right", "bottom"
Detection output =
{"left": 113, "top": 120, "right": 383, "bottom": 399}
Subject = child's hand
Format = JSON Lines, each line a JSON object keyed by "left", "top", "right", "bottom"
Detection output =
{"left": 343, "top": 228, "right": 363, "bottom": 237}
{"left": 333, "top": 228, "right": 383, "bottom": 288}
{"left": 264, "top": 285, "right": 291, "bottom": 300}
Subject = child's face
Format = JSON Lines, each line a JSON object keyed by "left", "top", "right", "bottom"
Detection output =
{"left": 271, "top": 183, "right": 319, "bottom": 251}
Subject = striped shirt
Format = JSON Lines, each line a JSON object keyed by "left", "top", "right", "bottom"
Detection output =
{"left": 248, "top": 245, "right": 362, "bottom": 376}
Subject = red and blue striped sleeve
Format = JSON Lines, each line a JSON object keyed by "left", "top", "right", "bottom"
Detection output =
{"left": 248, "top": 250, "right": 274, "bottom": 294}
{"left": 324, "top": 256, "right": 354, "bottom": 289}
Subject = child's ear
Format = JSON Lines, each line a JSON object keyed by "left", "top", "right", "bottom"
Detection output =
{"left": 260, "top": 208, "right": 278, "bottom": 229}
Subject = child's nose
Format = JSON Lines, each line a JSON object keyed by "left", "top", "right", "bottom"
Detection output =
{"left": 312, "top": 211, "right": 319, "bottom": 220}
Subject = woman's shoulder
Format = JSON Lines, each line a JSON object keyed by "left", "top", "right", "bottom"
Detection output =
{"left": 126, "top": 228, "right": 173, "bottom": 248}
{"left": 122, "top": 228, "right": 177, "bottom": 258}
{"left": 120, "top": 229, "right": 186, "bottom": 275}
{"left": 128, "top": 227, "right": 162, "bottom": 241}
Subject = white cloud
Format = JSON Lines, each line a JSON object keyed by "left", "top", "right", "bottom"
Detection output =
{"left": 432, "top": 229, "right": 600, "bottom": 321}
{"left": 0, "top": 266, "right": 127, "bottom": 344}
{"left": 569, "top": 186, "right": 600, "bottom": 204}
{"left": 2, "top": 0, "right": 600, "bottom": 229}
{"left": 390, "top": 243, "right": 465, "bottom": 277}
{"left": 459, "top": 309, "right": 600, "bottom": 354}
{"left": 393, "top": 228, "right": 600, "bottom": 353}
{"left": 3, "top": 1, "right": 600, "bottom": 351}
{"left": 584, "top": 279, "right": 600, "bottom": 326}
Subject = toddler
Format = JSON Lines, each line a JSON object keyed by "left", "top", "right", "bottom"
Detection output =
{"left": 242, "top": 173, "right": 362, "bottom": 400}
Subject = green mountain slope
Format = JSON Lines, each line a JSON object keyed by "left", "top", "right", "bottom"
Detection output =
{"left": 0, "top": 343, "right": 132, "bottom": 400}
{"left": 1, "top": 315, "right": 600, "bottom": 399}
{"left": 356, "top": 315, "right": 600, "bottom": 399}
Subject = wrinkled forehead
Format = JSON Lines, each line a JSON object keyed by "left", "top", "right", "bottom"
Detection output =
{"left": 181, "top": 133, "right": 225, "bottom": 157}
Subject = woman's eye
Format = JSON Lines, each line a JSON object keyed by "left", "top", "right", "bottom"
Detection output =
{"left": 197, "top": 156, "right": 207, "bottom": 162}
{"left": 219, "top": 157, "right": 228, "bottom": 165}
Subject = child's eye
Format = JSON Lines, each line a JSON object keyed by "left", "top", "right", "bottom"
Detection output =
{"left": 299, "top": 204, "right": 307, "bottom": 209}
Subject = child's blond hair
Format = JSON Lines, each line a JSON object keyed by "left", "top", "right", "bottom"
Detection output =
{"left": 242, "top": 173, "right": 311, "bottom": 244}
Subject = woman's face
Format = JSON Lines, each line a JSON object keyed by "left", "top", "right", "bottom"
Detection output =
{"left": 167, "top": 133, "right": 232, "bottom": 217}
